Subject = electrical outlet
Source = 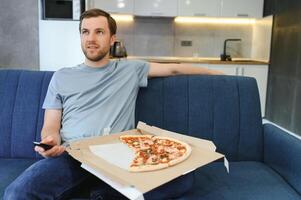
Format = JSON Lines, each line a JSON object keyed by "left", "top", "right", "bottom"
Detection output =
{"left": 181, "top": 40, "right": 192, "bottom": 47}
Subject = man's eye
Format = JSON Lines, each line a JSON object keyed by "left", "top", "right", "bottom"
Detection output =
{"left": 81, "top": 30, "right": 88, "bottom": 35}
{"left": 97, "top": 30, "right": 104, "bottom": 35}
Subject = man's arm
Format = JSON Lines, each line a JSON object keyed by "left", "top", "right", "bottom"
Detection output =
{"left": 148, "top": 62, "right": 224, "bottom": 78}
{"left": 34, "top": 109, "right": 65, "bottom": 157}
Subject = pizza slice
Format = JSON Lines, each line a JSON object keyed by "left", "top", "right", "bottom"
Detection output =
{"left": 120, "top": 135, "right": 154, "bottom": 152}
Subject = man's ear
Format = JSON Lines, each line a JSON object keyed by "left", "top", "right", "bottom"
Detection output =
{"left": 110, "top": 35, "right": 116, "bottom": 46}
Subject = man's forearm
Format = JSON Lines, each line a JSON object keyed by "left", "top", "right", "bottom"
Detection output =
{"left": 148, "top": 62, "right": 224, "bottom": 77}
{"left": 41, "top": 128, "right": 61, "bottom": 145}
{"left": 41, "top": 109, "right": 63, "bottom": 145}
{"left": 171, "top": 64, "right": 223, "bottom": 75}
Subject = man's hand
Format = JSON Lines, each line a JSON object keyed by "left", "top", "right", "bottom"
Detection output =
{"left": 34, "top": 135, "right": 65, "bottom": 158}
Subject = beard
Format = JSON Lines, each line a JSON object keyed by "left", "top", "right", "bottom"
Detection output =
{"left": 82, "top": 43, "right": 110, "bottom": 62}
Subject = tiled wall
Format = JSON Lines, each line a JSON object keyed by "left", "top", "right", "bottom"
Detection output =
{"left": 174, "top": 23, "right": 253, "bottom": 58}
{"left": 117, "top": 17, "right": 175, "bottom": 57}
{"left": 116, "top": 17, "right": 254, "bottom": 58}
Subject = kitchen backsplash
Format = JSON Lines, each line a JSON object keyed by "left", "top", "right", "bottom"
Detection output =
{"left": 116, "top": 17, "right": 175, "bottom": 57}
{"left": 174, "top": 22, "right": 252, "bottom": 58}
{"left": 115, "top": 17, "right": 271, "bottom": 59}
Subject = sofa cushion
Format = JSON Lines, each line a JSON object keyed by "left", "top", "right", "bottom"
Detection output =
{"left": 177, "top": 162, "right": 301, "bottom": 200}
{"left": 136, "top": 75, "right": 263, "bottom": 162}
{"left": 0, "top": 158, "right": 37, "bottom": 198}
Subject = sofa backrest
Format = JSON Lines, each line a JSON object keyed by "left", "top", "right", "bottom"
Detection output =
{"left": 0, "top": 70, "right": 53, "bottom": 159}
{"left": 0, "top": 70, "right": 263, "bottom": 161}
{"left": 136, "top": 75, "right": 263, "bottom": 162}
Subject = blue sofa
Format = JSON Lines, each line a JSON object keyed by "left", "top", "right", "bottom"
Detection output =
{"left": 0, "top": 69, "right": 301, "bottom": 200}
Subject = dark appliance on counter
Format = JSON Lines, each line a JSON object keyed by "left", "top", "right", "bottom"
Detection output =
{"left": 110, "top": 41, "right": 127, "bottom": 58}
{"left": 42, "top": 0, "right": 85, "bottom": 20}
{"left": 220, "top": 38, "right": 242, "bottom": 61}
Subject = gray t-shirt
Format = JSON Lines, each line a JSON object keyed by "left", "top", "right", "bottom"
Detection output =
{"left": 42, "top": 60, "right": 150, "bottom": 142}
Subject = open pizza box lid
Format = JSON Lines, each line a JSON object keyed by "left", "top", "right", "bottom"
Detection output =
{"left": 66, "top": 121, "right": 225, "bottom": 199}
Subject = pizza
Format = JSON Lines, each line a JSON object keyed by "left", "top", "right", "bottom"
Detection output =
{"left": 119, "top": 135, "right": 192, "bottom": 172}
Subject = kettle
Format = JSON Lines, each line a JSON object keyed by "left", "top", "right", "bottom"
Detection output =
{"left": 110, "top": 41, "right": 127, "bottom": 58}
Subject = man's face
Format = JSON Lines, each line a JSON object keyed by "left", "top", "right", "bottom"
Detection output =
{"left": 80, "top": 16, "right": 115, "bottom": 62}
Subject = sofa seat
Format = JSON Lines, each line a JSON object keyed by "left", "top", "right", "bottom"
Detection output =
{"left": 0, "top": 159, "right": 37, "bottom": 198}
{"left": 179, "top": 161, "right": 301, "bottom": 200}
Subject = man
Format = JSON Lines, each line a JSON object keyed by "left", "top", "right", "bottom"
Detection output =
{"left": 4, "top": 9, "right": 222, "bottom": 200}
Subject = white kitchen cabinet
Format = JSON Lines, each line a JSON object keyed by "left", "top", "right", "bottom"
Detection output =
{"left": 241, "top": 65, "right": 268, "bottom": 116}
{"left": 221, "top": 0, "right": 264, "bottom": 18}
{"left": 134, "top": 0, "right": 177, "bottom": 17}
{"left": 208, "top": 64, "right": 237, "bottom": 76}
{"left": 89, "top": 0, "right": 134, "bottom": 14}
{"left": 39, "top": 20, "right": 84, "bottom": 71}
{"left": 178, "top": 0, "right": 221, "bottom": 17}
{"left": 89, "top": 0, "right": 263, "bottom": 18}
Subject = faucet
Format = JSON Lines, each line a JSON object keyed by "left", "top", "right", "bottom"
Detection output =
{"left": 220, "top": 39, "right": 242, "bottom": 61}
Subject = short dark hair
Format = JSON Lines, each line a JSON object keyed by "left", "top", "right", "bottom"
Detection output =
{"left": 79, "top": 8, "right": 117, "bottom": 35}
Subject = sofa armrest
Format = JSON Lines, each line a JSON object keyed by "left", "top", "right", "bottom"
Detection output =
{"left": 263, "top": 123, "right": 301, "bottom": 195}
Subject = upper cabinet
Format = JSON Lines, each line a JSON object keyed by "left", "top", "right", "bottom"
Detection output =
{"left": 134, "top": 0, "right": 177, "bottom": 17}
{"left": 88, "top": 0, "right": 264, "bottom": 18}
{"left": 178, "top": 0, "right": 221, "bottom": 17}
{"left": 221, "top": 0, "right": 264, "bottom": 18}
{"left": 90, "top": 0, "right": 134, "bottom": 14}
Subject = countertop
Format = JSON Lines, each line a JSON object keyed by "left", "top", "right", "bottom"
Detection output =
{"left": 125, "top": 56, "right": 269, "bottom": 65}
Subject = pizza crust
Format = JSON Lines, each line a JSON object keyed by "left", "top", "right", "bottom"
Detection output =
{"left": 129, "top": 163, "right": 169, "bottom": 172}
{"left": 168, "top": 145, "right": 192, "bottom": 166}
{"left": 120, "top": 135, "right": 154, "bottom": 140}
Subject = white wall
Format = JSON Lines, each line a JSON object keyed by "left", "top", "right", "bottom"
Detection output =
{"left": 38, "top": 1, "right": 84, "bottom": 71}
{"left": 39, "top": 20, "right": 85, "bottom": 71}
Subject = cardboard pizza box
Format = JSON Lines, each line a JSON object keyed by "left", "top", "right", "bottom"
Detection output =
{"left": 66, "top": 121, "right": 225, "bottom": 199}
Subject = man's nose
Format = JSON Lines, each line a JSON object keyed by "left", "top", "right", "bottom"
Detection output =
{"left": 87, "top": 33, "right": 97, "bottom": 41}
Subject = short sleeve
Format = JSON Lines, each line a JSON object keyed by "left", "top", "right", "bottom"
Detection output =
{"left": 42, "top": 72, "right": 63, "bottom": 109}
{"left": 133, "top": 60, "right": 150, "bottom": 87}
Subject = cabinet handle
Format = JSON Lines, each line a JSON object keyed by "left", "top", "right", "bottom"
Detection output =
{"left": 235, "top": 67, "right": 239, "bottom": 75}
{"left": 241, "top": 67, "right": 245, "bottom": 76}
{"left": 194, "top": 13, "right": 206, "bottom": 17}
{"left": 151, "top": 12, "right": 163, "bottom": 16}
{"left": 237, "top": 14, "right": 249, "bottom": 17}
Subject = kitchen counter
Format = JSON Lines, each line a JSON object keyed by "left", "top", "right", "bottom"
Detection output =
{"left": 126, "top": 56, "right": 269, "bottom": 65}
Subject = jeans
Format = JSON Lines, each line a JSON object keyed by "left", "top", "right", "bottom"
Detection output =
{"left": 4, "top": 153, "right": 194, "bottom": 200}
